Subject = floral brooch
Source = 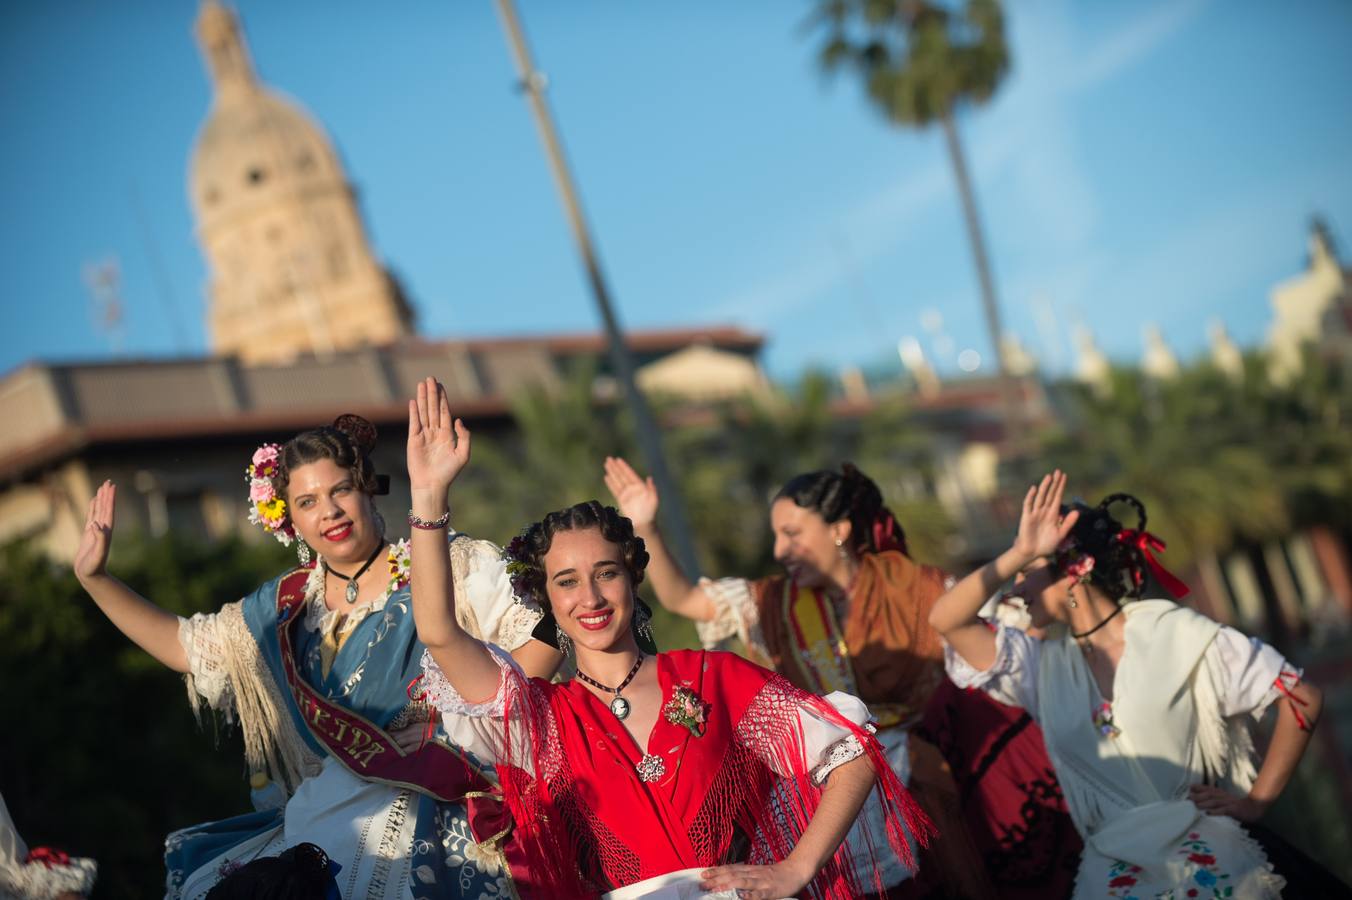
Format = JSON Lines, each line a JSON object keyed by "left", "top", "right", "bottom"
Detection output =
{"left": 663, "top": 686, "right": 710, "bottom": 737}
{"left": 1093, "top": 701, "right": 1121, "bottom": 738}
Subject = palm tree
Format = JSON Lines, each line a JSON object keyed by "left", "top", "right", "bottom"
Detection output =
{"left": 810, "top": 0, "right": 1017, "bottom": 443}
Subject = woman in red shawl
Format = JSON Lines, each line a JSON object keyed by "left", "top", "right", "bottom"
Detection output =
{"left": 404, "top": 378, "right": 930, "bottom": 899}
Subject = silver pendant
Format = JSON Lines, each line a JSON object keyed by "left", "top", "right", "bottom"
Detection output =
{"left": 610, "top": 696, "right": 631, "bottom": 720}
{"left": 345, "top": 581, "right": 359, "bottom": 604}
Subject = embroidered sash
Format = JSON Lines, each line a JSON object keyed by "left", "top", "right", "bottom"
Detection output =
{"left": 272, "top": 571, "right": 536, "bottom": 890}
{"left": 783, "top": 583, "right": 856, "bottom": 697}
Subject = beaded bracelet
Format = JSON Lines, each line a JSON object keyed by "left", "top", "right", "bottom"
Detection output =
{"left": 407, "top": 510, "right": 451, "bottom": 530}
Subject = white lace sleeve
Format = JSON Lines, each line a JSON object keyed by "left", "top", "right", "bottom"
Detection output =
{"left": 695, "top": 576, "right": 764, "bottom": 654}
{"left": 1210, "top": 626, "right": 1299, "bottom": 719}
{"left": 420, "top": 644, "right": 536, "bottom": 773}
{"left": 803, "top": 691, "right": 871, "bottom": 785}
{"left": 178, "top": 609, "right": 236, "bottom": 714}
{"left": 452, "top": 536, "right": 542, "bottom": 651}
{"left": 943, "top": 625, "right": 1040, "bottom": 712}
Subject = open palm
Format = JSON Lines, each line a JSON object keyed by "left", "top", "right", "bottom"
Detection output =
{"left": 74, "top": 480, "right": 117, "bottom": 581}
{"left": 603, "top": 456, "right": 659, "bottom": 528}
{"left": 1013, "top": 470, "right": 1079, "bottom": 559}
{"left": 407, "top": 377, "right": 472, "bottom": 492}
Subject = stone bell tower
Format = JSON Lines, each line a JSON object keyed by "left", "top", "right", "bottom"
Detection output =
{"left": 188, "top": 1, "right": 412, "bottom": 364}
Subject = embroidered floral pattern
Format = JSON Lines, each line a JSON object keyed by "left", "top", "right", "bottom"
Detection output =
{"left": 662, "top": 685, "right": 710, "bottom": 737}
{"left": 1093, "top": 700, "right": 1121, "bottom": 738}
{"left": 1175, "top": 832, "right": 1234, "bottom": 898}
{"left": 1105, "top": 859, "right": 1143, "bottom": 898}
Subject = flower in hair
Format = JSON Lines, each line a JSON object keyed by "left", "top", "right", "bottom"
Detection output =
{"left": 245, "top": 441, "right": 295, "bottom": 546}
{"left": 502, "top": 533, "right": 538, "bottom": 602}
{"left": 1054, "top": 537, "right": 1095, "bottom": 583}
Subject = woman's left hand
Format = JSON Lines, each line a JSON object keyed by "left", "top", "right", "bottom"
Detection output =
{"left": 407, "top": 377, "right": 472, "bottom": 493}
{"left": 699, "top": 861, "right": 810, "bottom": 899}
{"left": 1188, "top": 784, "right": 1268, "bottom": 822}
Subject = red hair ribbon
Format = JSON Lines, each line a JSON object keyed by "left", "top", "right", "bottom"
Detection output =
{"left": 871, "top": 512, "right": 909, "bottom": 556}
{"left": 406, "top": 675, "right": 437, "bottom": 749}
{"left": 1274, "top": 668, "right": 1311, "bottom": 732}
{"left": 1115, "top": 529, "right": 1190, "bottom": 598}
{"left": 24, "top": 847, "right": 71, "bottom": 868}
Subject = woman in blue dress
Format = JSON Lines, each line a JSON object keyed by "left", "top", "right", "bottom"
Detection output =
{"left": 74, "top": 414, "right": 559, "bottom": 900}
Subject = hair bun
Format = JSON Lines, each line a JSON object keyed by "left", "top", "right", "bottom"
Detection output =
{"left": 332, "top": 414, "right": 378, "bottom": 455}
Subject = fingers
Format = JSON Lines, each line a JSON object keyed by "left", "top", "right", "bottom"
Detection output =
{"left": 436, "top": 380, "right": 452, "bottom": 435}
{"left": 105, "top": 481, "right": 117, "bottom": 530}
{"left": 416, "top": 379, "right": 431, "bottom": 431}
{"left": 1057, "top": 508, "right": 1081, "bottom": 540}
{"left": 452, "top": 418, "right": 472, "bottom": 460}
{"left": 408, "top": 399, "right": 422, "bottom": 437}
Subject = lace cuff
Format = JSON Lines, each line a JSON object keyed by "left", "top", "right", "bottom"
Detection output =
{"left": 419, "top": 644, "right": 518, "bottom": 719}
{"left": 811, "top": 733, "right": 867, "bottom": 785}
{"left": 495, "top": 601, "right": 544, "bottom": 652}
{"left": 178, "top": 612, "right": 235, "bottom": 714}
{"left": 695, "top": 576, "right": 757, "bottom": 648}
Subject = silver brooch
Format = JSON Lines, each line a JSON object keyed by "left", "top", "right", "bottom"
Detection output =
{"left": 636, "top": 754, "right": 666, "bottom": 783}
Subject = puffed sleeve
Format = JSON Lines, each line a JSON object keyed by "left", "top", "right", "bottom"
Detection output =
{"left": 696, "top": 576, "right": 768, "bottom": 658}
{"left": 801, "top": 691, "right": 874, "bottom": 785}
{"left": 178, "top": 606, "right": 237, "bottom": 715}
{"left": 943, "top": 625, "right": 1041, "bottom": 712}
{"left": 1209, "top": 626, "right": 1302, "bottom": 719}
{"left": 420, "top": 644, "right": 541, "bottom": 775}
{"left": 450, "top": 535, "right": 543, "bottom": 651}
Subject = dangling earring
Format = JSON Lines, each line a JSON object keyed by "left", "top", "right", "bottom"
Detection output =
{"left": 635, "top": 602, "right": 654, "bottom": 646}
{"left": 371, "top": 508, "right": 387, "bottom": 541}
{"left": 555, "top": 624, "right": 573, "bottom": 657}
{"left": 835, "top": 537, "right": 849, "bottom": 562}
{"left": 297, "top": 541, "right": 312, "bottom": 567}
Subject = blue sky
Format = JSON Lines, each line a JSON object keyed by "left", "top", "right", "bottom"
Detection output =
{"left": 3, "top": 0, "right": 1350, "bottom": 380}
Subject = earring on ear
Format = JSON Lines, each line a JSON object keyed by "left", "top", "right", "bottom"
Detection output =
{"left": 835, "top": 537, "right": 849, "bottom": 562}
{"left": 635, "top": 601, "right": 655, "bottom": 645}
{"left": 554, "top": 624, "right": 573, "bottom": 657}
{"left": 296, "top": 541, "right": 313, "bottom": 567}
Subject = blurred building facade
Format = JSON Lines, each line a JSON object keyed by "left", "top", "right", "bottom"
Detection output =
{"left": 0, "top": 2, "right": 768, "bottom": 560}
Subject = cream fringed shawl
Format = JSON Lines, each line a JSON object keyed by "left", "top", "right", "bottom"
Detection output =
{"left": 182, "top": 598, "right": 320, "bottom": 794}
{"left": 1035, "top": 600, "right": 1281, "bottom": 897}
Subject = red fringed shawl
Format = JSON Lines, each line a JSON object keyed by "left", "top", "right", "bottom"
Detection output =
{"left": 493, "top": 649, "right": 931, "bottom": 898}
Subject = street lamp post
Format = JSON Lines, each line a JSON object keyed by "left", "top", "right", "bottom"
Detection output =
{"left": 493, "top": 0, "right": 700, "bottom": 578}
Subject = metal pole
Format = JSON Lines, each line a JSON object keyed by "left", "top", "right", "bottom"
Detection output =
{"left": 493, "top": 0, "right": 700, "bottom": 578}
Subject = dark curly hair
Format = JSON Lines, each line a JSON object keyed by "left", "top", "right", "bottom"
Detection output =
{"left": 506, "top": 500, "right": 649, "bottom": 609}
{"left": 1054, "top": 492, "right": 1151, "bottom": 602}
{"left": 205, "top": 842, "right": 336, "bottom": 900}
{"left": 274, "top": 414, "right": 390, "bottom": 502}
{"left": 775, "top": 462, "right": 908, "bottom": 555}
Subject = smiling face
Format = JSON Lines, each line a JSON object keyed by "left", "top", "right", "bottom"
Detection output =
{"left": 542, "top": 526, "right": 636, "bottom": 654}
{"left": 769, "top": 497, "right": 852, "bottom": 589}
{"left": 284, "top": 458, "right": 381, "bottom": 566}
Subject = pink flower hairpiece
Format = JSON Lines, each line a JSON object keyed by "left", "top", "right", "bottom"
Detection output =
{"left": 245, "top": 442, "right": 295, "bottom": 546}
{"left": 1054, "top": 536, "right": 1095, "bottom": 583}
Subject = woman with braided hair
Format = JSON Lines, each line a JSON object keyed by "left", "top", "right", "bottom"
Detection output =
{"left": 602, "top": 457, "right": 1038, "bottom": 898}
{"left": 407, "top": 378, "right": 931, "bottom": 899}
{"left": 73, "top": 413, "right": 555, "bottom": 899}
{"left": 931, "top": 471, "right": 1327, "bottom": 899}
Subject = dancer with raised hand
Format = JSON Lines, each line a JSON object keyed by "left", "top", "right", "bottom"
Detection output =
{"left": 604, "top": 456, "right": 1053, "bottom": 898}
{"left": 407, "top": 377, "right": 931, "bottom": 899}
{"left": 74, "top": 414, "right": 554, "bottom": 899}
{"left": 930, "top": 470, "right": 1326, "bottom": 899}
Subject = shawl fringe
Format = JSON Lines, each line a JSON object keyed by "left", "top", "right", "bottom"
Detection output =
{"left": 183, "top": 600, "right": 318, "bottom": 794}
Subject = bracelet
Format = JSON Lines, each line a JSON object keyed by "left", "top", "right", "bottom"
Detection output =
{"left": 407, "top": 509, "right": 451, "bottom": 530}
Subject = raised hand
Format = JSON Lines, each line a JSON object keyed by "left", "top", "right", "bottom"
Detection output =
{"left": 74, "top": 480, "right": 117, "bottom": 582}
{"left": 1012, "top": 470, "right": 1079, "bottom": 561}
{"left": 603, "top": 456, "right": 659, "bottom": 528}
{"left": 407, "top": 377, "right": 472, "bottom": 494}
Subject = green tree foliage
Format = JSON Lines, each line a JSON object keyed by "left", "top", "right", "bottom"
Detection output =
{"left": 0, "top": 534, "right": 291, "bottom": 899}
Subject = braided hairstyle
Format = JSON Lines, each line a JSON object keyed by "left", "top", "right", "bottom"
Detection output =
{"left": 205, "top": 842, "right": 337, "bottom": 900}
{"left": 505, "top": 500, "right": 650, "bottom": 610}
{"left": 275, "top": 413, "right": 390, "bottom": 502}
{"left": 774, "top": 462, "right": 908, "bottom": 556}
{"left": 1055, "top": 492, "right": 1151, "bottom": 602}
